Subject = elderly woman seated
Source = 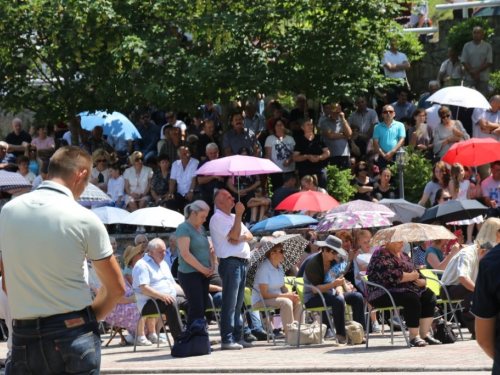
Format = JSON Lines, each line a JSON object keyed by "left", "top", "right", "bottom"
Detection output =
{"left": 303, "top": 235, "right": 365, "bottom": 343}
{"left": 252, "top": 241, "right": 301, "bottom": 342}
{"left": 366, "top": 240, "right": 441, "bottom": 347}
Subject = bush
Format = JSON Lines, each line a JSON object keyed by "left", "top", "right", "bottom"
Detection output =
{"left": 395, "top": 30, "right": 426, "bottom": 63}
{"left": 489, "top": 71, "right": 500, "bottom": 95}
{"left": 446, "top": 18, "right": 493, "bottom": 54}
{"left": 388, "top": 146, "right": 433, "bottom": 205}
{"left": 326, "top": 165, "right": 356, "bottom": 204}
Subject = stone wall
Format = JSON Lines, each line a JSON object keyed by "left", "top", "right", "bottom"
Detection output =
{"left": 408, "top": 16, "right": 500, "bottom": 96}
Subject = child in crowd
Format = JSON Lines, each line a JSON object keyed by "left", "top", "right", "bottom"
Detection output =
{"left": 107, "top": 163, "right": 125, "bottom": 208}
{"left": 16, "top": 155, "right": 36, "bottom": 183}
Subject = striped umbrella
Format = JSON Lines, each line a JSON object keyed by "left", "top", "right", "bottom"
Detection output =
{"left": 77, "top": 183, "right": 112, "bottom": 207}
{"left": 0, "top": 170, "right": 32, "bottom": 191}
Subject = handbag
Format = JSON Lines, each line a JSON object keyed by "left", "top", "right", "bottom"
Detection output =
{"left": 171, "top": 319, "right": 212, "bottom": 357}
{"left": 433, "top": 321, "right": 457, "bottom": 344}
{"left": 345, "top": 320, "right": 365, "bottom": 345}
{"left": 286, "top": 321, "right": 326, "bottom": 346}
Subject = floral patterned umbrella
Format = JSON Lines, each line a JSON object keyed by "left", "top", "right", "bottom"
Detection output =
{"left": 315, "top": 213, "right": 391, "bottom": 232}
{"left": 246, "top": 234, "right": 308, "bottom": 288}
{"left": 371, "top": 223, "right": 456, "bottom": 246}
{"left": 326, "top": 199, "right": 395, "bottom": 217}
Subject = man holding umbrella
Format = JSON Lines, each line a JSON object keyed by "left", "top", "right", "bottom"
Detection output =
{"left": 210, "top": 189, "right": 254, "bottom": 350}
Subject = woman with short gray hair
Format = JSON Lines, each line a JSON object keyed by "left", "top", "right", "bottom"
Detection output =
{"left": 176, "top": 200, "right": 214, "bottom": 327}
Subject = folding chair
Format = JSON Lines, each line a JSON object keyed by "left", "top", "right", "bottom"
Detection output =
{"left": 361, "top": 276, "right": 410, "bottom": 348}
{"left": 104, "top": 325, "right": 127, "bottom": 347}
{"left": 206, "top": 293, "right": 222, "bottom": 335}
{"left": 243, "top": 287, "right": 279, "bottom": 345}
{"left": 294, "top": 277, "right": 338, "bottom": 347}
{"left": 133, "top": 294, "right": 172, "bottom": 351}
{"left": 419, "top": 269, "right": 464, "bottom": 340}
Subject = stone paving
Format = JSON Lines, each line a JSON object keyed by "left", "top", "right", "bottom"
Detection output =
{"left": 0, "top": 325, "right": 492, "bottom": 374}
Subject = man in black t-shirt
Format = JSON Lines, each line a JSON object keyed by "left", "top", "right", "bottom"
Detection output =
{"left": 4, "top": 118, "right": 31, "bottom": 157}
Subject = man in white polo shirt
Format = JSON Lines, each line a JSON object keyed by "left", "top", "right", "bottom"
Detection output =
{"left": 0, "top": 146, "right": 125, "bottom": 374}
{"left": 210, "top": 189, "right": 254, "bottom": 350}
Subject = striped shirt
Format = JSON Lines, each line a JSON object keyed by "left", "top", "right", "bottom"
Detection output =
{"left": 441, "top": 245, "right": 479, "bottom": 286}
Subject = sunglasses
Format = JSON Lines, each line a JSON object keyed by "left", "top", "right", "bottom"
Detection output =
{"left": 325, "top": 248, "right": 338, "bottom": 254}
{"left": 382, "top": 110, "right": 394, "bottom": 114}
{"left": 96, "top": 159, "right": 107, "bottom": 163}
{"left": 442, "top": 196, "right": 451, "bottom": 201}
{"left": 440, "top": 114, "right": 451, "bottom": 119}
{"left": 135, "top": 157, "right": 144, "bottom": 162}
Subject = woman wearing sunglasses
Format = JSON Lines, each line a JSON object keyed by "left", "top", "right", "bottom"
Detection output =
{"left": 433, "top": 106, "right": 469, "bottom": 160}
{"left": 90, "top": 149, "right": 111, "bottom": 192}
{"left": 24, "top": 143, "right": 42, "bottom": 176}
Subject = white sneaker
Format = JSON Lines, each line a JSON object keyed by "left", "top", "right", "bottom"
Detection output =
{"left": 125, "top": 334, "right": 134, "bottom": 344}
{"left": 237, "top": 339, "right": 253, "bottom": 348}
{"left": 221, "top": 342, "right": 243, "bottom": 350}
{"left": 148, "top": 333, "right": 158, "bottom": 344}
{"left": 136, "top": 335, "right": 152, "bottom": 346}
{"left": 372, "top": 321, "right": 381, "bottom": 333}
{"left": 158, "top": 333, "right": 168, "bottom": 344}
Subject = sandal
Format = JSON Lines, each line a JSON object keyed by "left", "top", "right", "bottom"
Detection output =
{"left": 410, "top": 337, "right": 428, "bottom": 347}
{"left": 423, "top": 335, "right": 442, "bottom": 345}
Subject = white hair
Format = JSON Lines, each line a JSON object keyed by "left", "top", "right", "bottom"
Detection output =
{"left": 134, "top": 234, "right": 148, "bottom": 245}
{"left": 147, "top": 238, "right": 166, "bottom": 252}
{"left": 184, "top": 200, "right": 210, "bottom": 219}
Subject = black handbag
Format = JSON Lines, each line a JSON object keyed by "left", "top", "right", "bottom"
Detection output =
{"left": 433, "top": 321, "right": 457, "bottom": 344}
{"left": 171, "top": 319, "right": 211, "bottom": 357}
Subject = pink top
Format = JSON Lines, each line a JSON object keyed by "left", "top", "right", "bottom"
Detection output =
{"left": 32, "top": 136, "right": 55, "bottom": 149}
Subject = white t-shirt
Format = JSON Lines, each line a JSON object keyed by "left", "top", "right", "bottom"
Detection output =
{"left": 481, "top": 176, "right": 500, "bottom": 204}
{"left": 251, "top": 259, "right": 284, "bottom": 306}
{"left": 425, "top": 104, "right": 441, "bottom": 130}
{"left": 264, "top": 135, "right": 295, "bottom": 172}
{"left": 472, "top": 108, "right": 500, "bottom": 141}
{"left": 170, "top": 158, "right": 199, "bottom": 196}
{"left": 107, "top": 176, "right": 125, "bottom": 201}
{"left": 381, "top": 50, "right": 409, "bottom": 79}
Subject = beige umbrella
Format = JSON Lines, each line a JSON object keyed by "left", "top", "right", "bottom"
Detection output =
{"left": 371, "top": 223, "right": 456, "bottom": 247}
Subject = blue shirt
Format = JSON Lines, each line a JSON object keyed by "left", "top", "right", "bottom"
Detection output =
{"left": 424, "top": 246, "right": 443, "bottom": 271}
{"left": 373, "top": 120, "right": 406, "bottom": 153}
{"left": 135, "top": 122, "right": 160, "bottom": 154}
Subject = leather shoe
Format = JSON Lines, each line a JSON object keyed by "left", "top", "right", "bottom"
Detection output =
{"left": 244, "top": 333, "right": 258, "bottom": 342}
{"left": 252, "top": 330, "right": 270, "bottom": 341}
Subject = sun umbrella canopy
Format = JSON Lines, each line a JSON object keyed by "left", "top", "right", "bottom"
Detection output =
{"left": 371, "top": 223, "right": 456, "bottom": 246}
{"left": 250, "top": 214, "right": 318, "bottom": 234}
{"left": 275, "top": 190, "right": 340, "bottom": 212}
{"left": 79, "top": 111, "right": 142, "bottom": 140}
{"left": 0, "top": 171, "right": 32, "bottom": 191}
{"left": 441, "top": 138, "right": 500, "bottom": 167}
{"left": 378, "top": 198, "right": 426, "bottom": 223}
{"left": 419, "top": 199, "right": 487, "bottom": 224}
{"left": 426, "top": 86, "right": 490, "bottom": 109}
{"left": 326, "top": 199, "right": 395, "bottom": 217}
{"left": 91, "top": 206, "right": 130, "bottom": 224}
{"left": 120, "top": 206, "right": 184, "bottom": 228}
{"left": 195, "top": 155, "right": 281, "bottom": 176}
{"left": 315, "top": 213, "right": 391, "bottom": 232}
{"left": 246, "top": 234, "right": 308, "bottom": 287}
{"left": 77, "top": 183, "right": 112, "bottom": 207}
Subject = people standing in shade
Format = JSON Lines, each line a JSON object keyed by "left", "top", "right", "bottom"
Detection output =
{"left": 437, "top": 49, "right": 464, "bottom": 87}
{"left": 209, "top": 189, "right": 254, "bottom": 350}
{"left": 381, "top": 38, "right": 411, "bottom": 103}
{"left": 264, "top": 118, "right": 295, "bottom": 191}
{"left": 372, "top": 105, "right": 406, "bottom": 170}
{"left": 176, "top": 200, "right": 214, "bottom": 328}
{"left": 5, "top": 118, "right": 31, "bottom": 157}
{"left": 349, "top": 97, "right": 379, "bottom": 156}
{"left": 0, "top": 146, "right": 125, "bottom": 373}
{"left": 461, "top": 26, "right": 493, "bottom": 96}
{"left": 319, "top": 102, "right": 352, "bottom": 170}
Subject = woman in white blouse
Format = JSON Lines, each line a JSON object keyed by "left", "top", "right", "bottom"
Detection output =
{"left": 124, "top": 152, "right": 153, "bottom": 229}
{"left": 90, "top": 149, "right": 111, "bottom": 192}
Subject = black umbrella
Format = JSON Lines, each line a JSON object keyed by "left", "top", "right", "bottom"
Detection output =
{"left": 419, "top": 199, "right": 488, "bottom": 224}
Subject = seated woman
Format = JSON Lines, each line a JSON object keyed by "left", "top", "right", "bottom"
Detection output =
{"left": 252, "top": 241, "right": 302, "bottom": 342}
{"left": 366, "top": 240, "right": 441, "bottom": 347}
{"left": 418, "top": 161, "right": 450, "bottom": 207}
{"left": 304, "top": 235, "right": 365, "bottom": 344}
{"left": 301, "top": 175, "right": 327, "bottom": 194}
{"left": 91, "top": 149, "right": 111, "bottom": 192}
{"left": 424, "top": 239, "right": 460, "bottom": 272}
{"left": 246, "top": 187, "right": 271, "bottom": 224}
{"left": 351, "top": 161, "right": 376, "bottom": 201}
{"left": 150, "top": 154, "right": 171, "bottom": 207}
{"left": 372, "top": 168, "right": 398, "bottom": 201}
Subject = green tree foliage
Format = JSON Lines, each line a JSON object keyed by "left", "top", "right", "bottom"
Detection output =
{"left": 326, "top": 165, "right": 356, "bottom": 204}
{"left": 446, "top": 17, "right": 494, "bottom": 54}
{"left": 388, "top": 146, "right": 433, "bottom": 205}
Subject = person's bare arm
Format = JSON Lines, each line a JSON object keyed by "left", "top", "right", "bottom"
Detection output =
{"left": 209, "top": 284, "right": 222, "bottom": 293}
{"left": 227, "top": 202, "right": 245, "bottom": 241}
{"left": 459, "top": 276, "right": 475, "bottom": 291}
{"left": 197, "top": 175, "right": 219, "bottom": 185}
{"left": 91, "top": 255, "right": 126, "bottom": 321}
{"left": 0, "top": 257, "right": 6, "bottom": 295}
{"left": 264, "top": 146, "right": 272, "bottom": 160}
{"left": 476, "top": 316, "right": 497, "bottom": 360}
{"left": 167, "top": 179, "right": 177, "bottom": 199}
{"left": 292, "top": 151, "right": 311, "bottom": 162}
{"left": 140, "top": 284, "right": 176, "bottom": 304}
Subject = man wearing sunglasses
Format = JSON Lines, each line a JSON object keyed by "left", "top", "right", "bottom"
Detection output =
{"left": 373, "top": 105, "right": 406, "bottom": 170}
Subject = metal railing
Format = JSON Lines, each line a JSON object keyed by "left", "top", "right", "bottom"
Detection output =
{"left": 436, "top": 0, "right": 500, "bottom": 19}
{"left": 403, "top": 27, "right": 438, "bottom": 34}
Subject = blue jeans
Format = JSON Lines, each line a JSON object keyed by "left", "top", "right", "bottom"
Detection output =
{"left": 305, "top": 292, "right": 365, "bottom": 337}
{"left": 218, "top": 257, "right": 247, "bottom": 344}
{"left": 9, "top": 307, "right": 101, "bottom": 375}
{"left": 211, "top": 292, "right": 222, "bottom": 308}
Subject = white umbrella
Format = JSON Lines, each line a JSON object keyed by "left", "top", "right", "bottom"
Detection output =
{"left": 120, "top": 206, "right": 184, "bottom": 228}
{"left": 91, "top": 206, "right": 130, "bottom": 224}
{"left": 378, "top": 198, "right": 426, "bottom": 224}
{"left": 426, "top": 86, "right": 490, "bottom": 109}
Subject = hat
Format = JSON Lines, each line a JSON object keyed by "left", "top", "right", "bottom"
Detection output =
{"left": 315, "top": 235, "right": 347, "bottom": 257}
{"left": 123, "top": 244, "right": 143, "bottom": 267}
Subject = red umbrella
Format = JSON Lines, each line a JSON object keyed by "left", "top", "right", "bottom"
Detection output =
{"left": 441, "top": 138, "right": 500, "bottom": 167}
{"left": 275, "top": 190, "right": 340, "bottom": 212}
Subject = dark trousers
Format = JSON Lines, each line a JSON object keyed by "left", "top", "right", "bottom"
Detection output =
{"left": 305, "top": 292, "right": 365, "bottom": 336}
{"left": 298, "top": 167, "right": 327, "bottom": 190}
{"left": 370, "top": 288, "right": 436, "bottom": 328}
{"left": 165, "top": 193, "right": 191, "bottom": 213}
{"left": 327, "top": 156, "right": 351, "bottom": 171}
{"left": 376, "top": 156, "right": 395, "bottom": 171}
{"left": 178, "top": 271, "right": 210, "bottom": 328}
{"left": 442, "top": 284, "right": 475, "bottom": 334}
{"left": 11, "top": 306, "right": 101, "bottom": 375}
{"left": 142, "top": 296, "right": 188, "bottom": 339}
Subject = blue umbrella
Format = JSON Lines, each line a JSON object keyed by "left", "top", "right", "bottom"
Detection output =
{"left": 250, "top": 214, "right": 318, "bottom": 234}
{"left": 78, "top": 111, "right": 142, "bottom": 140}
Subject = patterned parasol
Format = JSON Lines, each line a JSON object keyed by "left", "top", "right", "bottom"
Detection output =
{"left": 246, "top": 234, "right": 308, "bottom": 288}
{"left": 0, "top": 170, "right": 32, "bottom": 191}
{"left": 77, "top": 183, "right": 112, "bottom": 207}
{"left": 371, "top": 223, "right": 456, "bottom": 246}
{"left": 326, "top": 199, "right": 395, "bottom": 217}
{"left": 315, "top": 212, "right": 391, "bottom": 232}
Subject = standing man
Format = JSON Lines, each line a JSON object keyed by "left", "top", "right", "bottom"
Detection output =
{"left": 437, "top": 48, "right": 464, "bottom": 87}
{"left": 0, "top": 146, "right": 125, "bottom": 373}
{"left": 135, "top": 112, "right": 160, "bottom": 163}
{"left": 461, "top": 26, "right": 493, "bottom": 97}
{"left": 381, "top": 38, "right": 411, "bottom": 103}
{"left": 210, "top": 189, "right": 253, "bottom": 350}
{"left": 373, "top": 105, "right": 406, "bottom": 170}
{"left": 391, "top": 87, "right": 416, "bottom": 120}
{"left": 348, "top": 97, "right": 379, "bottom": 157}
{"left": 417, "top": 81, "right": 440, "bottom": 110}
{"left": 244, "top": 102, "right": 266, "bottom": 142}
{"left": 319, "top": 102, "right": 352, "bottom": 170}
{"left": 223, "top": 113, "right": 259, "bottom": 157}
{"left": 4, "top": 118, "right": 31, "bottom": 157}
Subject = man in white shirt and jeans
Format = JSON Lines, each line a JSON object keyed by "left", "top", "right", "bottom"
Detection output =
{"left": 210, "top": 189, "right": 254, "bottom": 350}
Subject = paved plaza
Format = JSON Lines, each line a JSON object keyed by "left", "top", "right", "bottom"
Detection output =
{"left": 0, "top": 324, "right": 492, "bottom": 374}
